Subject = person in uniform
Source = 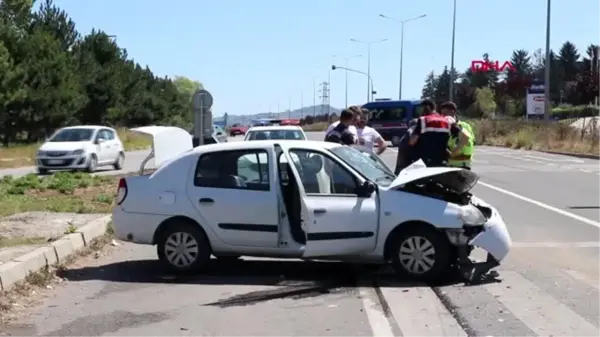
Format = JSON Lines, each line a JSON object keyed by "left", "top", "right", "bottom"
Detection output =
{"left": 324, "top": 108, "right": 356, "bottom": 145}
{"left": 440, "top": 101, "right": 475, "bottom": 170}
{"left": 408, "top": 99, "right": 469, "bottom": 167}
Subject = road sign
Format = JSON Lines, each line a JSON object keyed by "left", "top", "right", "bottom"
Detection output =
{"left": 192, "top": 89, "right": 213, "bottom": 110}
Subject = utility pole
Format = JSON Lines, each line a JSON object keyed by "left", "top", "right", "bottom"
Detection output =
{"left": 449, "top": 0, "right": 457, "bottom": 102}
{"left": 543, "top": 0, "right": 552, "bottom": 120}
{"left": 313, "top": 78, "right": 317, "bottom": 116}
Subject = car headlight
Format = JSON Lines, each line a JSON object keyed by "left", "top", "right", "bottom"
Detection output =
{"left": 72, "top": 149, "right": 84, "bottom": 155}
{"left": 459, "top": 204, "right": 487, "bottom": 226}
{"left": 37, "top": 150, "right": 46, "bottom": 157}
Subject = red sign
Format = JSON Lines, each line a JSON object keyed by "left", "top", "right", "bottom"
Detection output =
{"left": 471, "top": 60, "right": 516, "bottom": 73}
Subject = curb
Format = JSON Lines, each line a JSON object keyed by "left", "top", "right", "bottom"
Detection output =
{"left": 0, "top": 215, "right": 112, "bottom": 292}
{"left": 538, "top": 150, "right": 600, "bottom": 160}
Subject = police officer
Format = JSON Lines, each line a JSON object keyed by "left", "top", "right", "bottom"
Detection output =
{"left": 440, "top": 101, "right": 475, "bottom": 170}
{"left": 408, "top": 99, "right": 469, "bottom": 167}
{"left": 324, "top": 107, "right": 356, "bottom": 145}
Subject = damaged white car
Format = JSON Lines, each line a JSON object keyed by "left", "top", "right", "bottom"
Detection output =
{"left": 112, "top": 126, "right": 511, "bottom": 282}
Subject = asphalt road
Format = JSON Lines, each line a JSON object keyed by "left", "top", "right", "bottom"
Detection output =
{"left": 1, "top": 132, "right": 599, "bottom": 336}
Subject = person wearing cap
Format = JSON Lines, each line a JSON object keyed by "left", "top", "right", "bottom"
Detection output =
{"left": 408, "top": 99, "right": 469, "bottom": 168}
{"left": 440, "top": 101, "right": 475, "bottom": 170}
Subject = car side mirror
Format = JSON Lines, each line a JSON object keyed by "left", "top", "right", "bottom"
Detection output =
{"left": 358, "top": 181, "right": 376, "bottom": 197}
{"left": 95, "top": 138, "right": 105, "bottom": 144}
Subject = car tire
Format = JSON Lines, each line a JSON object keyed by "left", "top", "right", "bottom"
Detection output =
{"left": 157, "top": 221, "right": 212, "bottom": 273}
{"left": 86, "top": 154, "right": 97, "bottom": 173}
{"left": 113, "top": 152, "right": 124, "bottom": 170}
{"left": 37, "top": 167, "right": 48, "bottom": 175}
{"left": 390, "top": 226, "right": 451, "bottom": 283}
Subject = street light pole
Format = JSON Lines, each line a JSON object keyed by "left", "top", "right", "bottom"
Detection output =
{"left": 379, "top": 14, "right": 427, "bottom": 100}
{"left": 449, "top": 0, "right": 457, "bottom": 102}
{"left": 351, "top": 38, "right": 387, "bottom": 102}
{"left": 332, "top": 65, "right": 374, "bottom": 100}
{"left": 544, "top": 0, "right": 552, "bottom": 120}
{"left": 333, "top": 54, "right": 362, "bottom": 106}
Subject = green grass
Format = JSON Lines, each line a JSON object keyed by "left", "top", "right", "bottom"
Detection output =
{"left": 0, "top": 172, "right": 117, "bottom": 217}
{"left": 0, "top": 236, "right": 48, "bottom": 248}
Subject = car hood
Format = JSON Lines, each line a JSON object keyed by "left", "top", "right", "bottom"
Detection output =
{"left": 39, "top": 141, "right": 89, "bottom": 152}
{"left": 388, "top": 160, "right": 479, "bottom": 194}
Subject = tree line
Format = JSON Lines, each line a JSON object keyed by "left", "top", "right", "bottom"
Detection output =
{"left": 0, "top": 0, "right": 202, "bottom": 146}
{"left": 421, "top": 41, "right": 600, "bottom": 118}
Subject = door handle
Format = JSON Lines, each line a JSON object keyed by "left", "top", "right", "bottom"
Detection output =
{"left": 313, "top": 208, "right": 327, "bottom": 214}
{"left": 199, "top": 198, "right": 214, "bottom": 204}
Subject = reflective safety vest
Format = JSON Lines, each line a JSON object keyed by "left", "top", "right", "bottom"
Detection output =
{"left": 448, "top": 120, "right": 474, "bottom": 167}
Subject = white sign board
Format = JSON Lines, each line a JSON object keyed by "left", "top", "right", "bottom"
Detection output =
{"left": 526, "top": 93, "right": 545, "bottom": 115}
{"left": 526, "top": 82, "right": 545, "bottom": 116}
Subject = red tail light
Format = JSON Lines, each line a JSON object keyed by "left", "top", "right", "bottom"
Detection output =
{"left": 116, "top": 178, "right": 128, "bottom": 205}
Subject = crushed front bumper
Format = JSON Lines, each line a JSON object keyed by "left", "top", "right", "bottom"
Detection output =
{"left": 461, "top": 207, "right": 512, "bottom": 282}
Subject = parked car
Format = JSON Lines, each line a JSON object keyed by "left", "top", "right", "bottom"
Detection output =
{"left": 229, "top": 123, "right": 248, "bottom": 136}
{"left": 113, "top": 126, "right": 511, "bottom": 282}
{"left": 244, "top": 125, "right": 306, "bottom": 141}
{"left": 212, "top": 125, "right": 228, "bottom": 143}
{"left": 36, "top": 125, "right": 125, "bottom": 174}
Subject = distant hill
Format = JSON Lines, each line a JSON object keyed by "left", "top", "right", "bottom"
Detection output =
{"left": 215, "top": 105, "right": 341, "bottom": 125}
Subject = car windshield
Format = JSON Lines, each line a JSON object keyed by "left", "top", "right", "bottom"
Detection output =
{"left": 330, "top": 146, "right": 396, "bottom": 186}
{"left": 49, "top": 128, "right": 94, "bottom": 142}
{"left": 247, "top": 130, "right": 305, "bottom": 140}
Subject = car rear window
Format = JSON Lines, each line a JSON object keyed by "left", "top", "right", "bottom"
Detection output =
{"left": 247, "top": 130, "right": 304, "bottom": 140}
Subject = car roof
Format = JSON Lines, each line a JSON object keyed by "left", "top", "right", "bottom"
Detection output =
{"left": 60, "top": 125, "right": 111, "bottom": 131}
{"left": 189, "top": 140, "right": 338, "bottom": 154}
{"left": 247, "top": 126, "right": 304, "bottom": 132}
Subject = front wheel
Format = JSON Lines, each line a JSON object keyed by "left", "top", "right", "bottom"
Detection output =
{"left": 86, "top": 154, "right": 97, "bottom": 173}
{"left": 390, "top": 226, "right": 451, "bottom": 283}
{"left": 157, "top": 222, "right": 212, "bottom": 273}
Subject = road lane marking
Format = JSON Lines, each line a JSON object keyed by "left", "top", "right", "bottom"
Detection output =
{"left": 484, "top": 271, "right": 600, "bottom": 336}
{"left": 357, "top": 285, "right": 395, "bottom": 337}
{"left": 377, "top": 281, "right": 467, "bottom": 336}
{"left": 512, "top": 242, "right": 600, "bottom": 248}
{"left": 478, "top": 181, "right": 600, "bottom": 229}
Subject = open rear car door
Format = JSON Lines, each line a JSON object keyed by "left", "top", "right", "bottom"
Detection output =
{"left": 279, "top": 144, "right": 379, "bottom": 258}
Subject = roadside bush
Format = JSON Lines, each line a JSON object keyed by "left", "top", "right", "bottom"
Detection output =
{"left": 551, "top": 105, "right": 599, "bottom": 119}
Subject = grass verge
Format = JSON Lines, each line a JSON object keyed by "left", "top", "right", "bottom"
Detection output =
{"left": 0, "top": 222, "right": 115, "bottom": 318}
{"left": 0, "top": 172, "right": 117, "bottom": 217}
{"left": 0, "top": 128, "right": 151, "bottom": 169}
{"left": 302, "top": 122, "right": 328, "bottom": 132}
{"left": 471, "top": 119, "right": 599, "bottom": 155}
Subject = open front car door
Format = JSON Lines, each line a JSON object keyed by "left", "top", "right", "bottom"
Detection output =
{"left": 280, "top": 145, "right": 379, "bottom": 258}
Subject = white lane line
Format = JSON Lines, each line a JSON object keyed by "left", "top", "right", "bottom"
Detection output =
{"left": 378, "top": 282, "right": 467, "bottom": 336}
{"left": 512, "top": 241, "right": 600, "bottom": 248}
{"left": 357, "top": 286, "right": 395, "bottom": 337}
{"left": 478, "top": 181, "right": 600, "bottom": 229}
{"left": 485, "top": 271, "right": 600, "bottom": 336}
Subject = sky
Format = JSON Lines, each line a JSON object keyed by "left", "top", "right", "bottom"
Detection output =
{"left": 52, "top": 0, "right": 599, "bottom": 117}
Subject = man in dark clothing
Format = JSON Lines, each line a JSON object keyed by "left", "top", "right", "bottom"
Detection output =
{"left": 408, "top": 99, "right": 469, "bottom": 167}
{"left": 324, "top": 108, "right": 356, "bottom": 145}
{"left": 394, "top": 118, "right": 419, "bottom": 174}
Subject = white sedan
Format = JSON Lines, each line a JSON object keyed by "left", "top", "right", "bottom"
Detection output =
{"left": 113, "top": 126, "right": 511, "bottom": 282}
{"left": 244, "top": 125, "right": 306, "bottom": 141}
{"left": 36, "top": 125, "right": 125, "bottom": 174}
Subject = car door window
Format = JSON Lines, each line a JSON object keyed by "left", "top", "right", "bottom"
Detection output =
{"left": 289, "top": 149, "right": 358, "bottom": 195}
{"left": 194, "top": 150, "right": 269, "bottom": 191}
{"left": 96, "top": 130, "right": 108, "bottom": 142}
{"left": 104, "top": 129, "right": 116, "bottom": 140}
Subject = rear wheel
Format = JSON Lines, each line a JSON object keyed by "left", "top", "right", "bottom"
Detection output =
{"left": 390, "top": 226, "right": 451, "bottom": 282}
{"left": 157, "top": 222, "right": 212, "bottom": 273}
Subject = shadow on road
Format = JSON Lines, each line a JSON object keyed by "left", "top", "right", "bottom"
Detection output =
{"left": 57, "top": 258, "right": 466, "bottom": 288}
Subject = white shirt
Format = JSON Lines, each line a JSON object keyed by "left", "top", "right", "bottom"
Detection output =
{"left": 355, "top": 126, "right": 383, "bottom": 153}
{"left": 325, "top": 121, "right": 358, "bottom": 138}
